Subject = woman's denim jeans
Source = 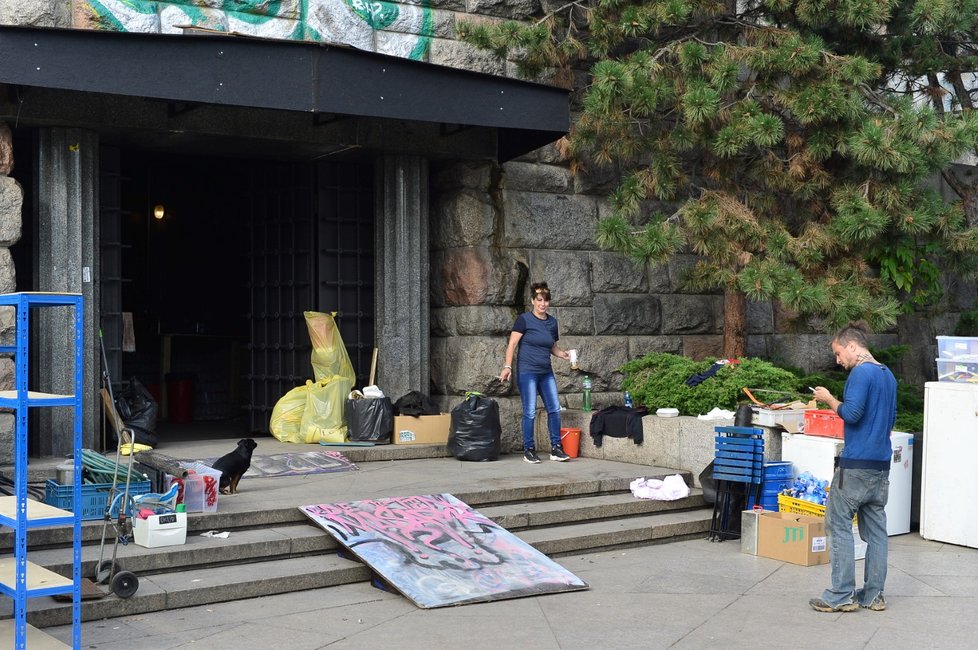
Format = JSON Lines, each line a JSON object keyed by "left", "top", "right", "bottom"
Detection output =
{"left": 517, "top": 371, "right": 561, "bottom": 450}
{"left": 822, "top": 467, "right": 890, "bottom": 608}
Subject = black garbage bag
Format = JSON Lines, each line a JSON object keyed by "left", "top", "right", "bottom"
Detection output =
{"left": 346, "top": 397, "right": 393, "bottom": 443}
{"left": 114, "top": 377, "right": 159, "bottom": 448}
{"left": 393, "top": 390, "right": 439, "bottom": 416}
{"left": 448, "top": 392, "right": 501, "bottom": 461}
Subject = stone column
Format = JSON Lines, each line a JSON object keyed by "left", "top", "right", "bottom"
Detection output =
{"left": 0, "top": 122, "right": 19, "bottom": 464}
{"left": 374, "top": 155, "right": 429, "bottom": 401}
{"left": 35, "top": 127, "right": 99, "bottom": 457}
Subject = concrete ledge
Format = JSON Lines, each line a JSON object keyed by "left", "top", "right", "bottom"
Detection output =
{"left": 538, "top": 411, "right": 783, "bottom": 487}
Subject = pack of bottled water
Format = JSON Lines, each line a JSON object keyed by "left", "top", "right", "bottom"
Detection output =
{"left": 783, "top": 471, "right": 829, "bottom": 505}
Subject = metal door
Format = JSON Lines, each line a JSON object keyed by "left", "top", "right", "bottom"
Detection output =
{"left": 247, "top": 161, "right": 374, "bottom": 433}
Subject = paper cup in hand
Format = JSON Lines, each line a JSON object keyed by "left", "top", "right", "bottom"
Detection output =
{"left": 568, "top": 349, "right": 578, "bottom": 369}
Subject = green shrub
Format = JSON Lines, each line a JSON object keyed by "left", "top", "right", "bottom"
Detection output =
{"left": 621, "top": 351, "right": 924, "bottom": 431}
{"left": 621, "top": 353, "right": 804, "bottom": 415}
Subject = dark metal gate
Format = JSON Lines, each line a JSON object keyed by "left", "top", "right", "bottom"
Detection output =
{"left": 247, "top": 161, "right": 374, "bottom": 433}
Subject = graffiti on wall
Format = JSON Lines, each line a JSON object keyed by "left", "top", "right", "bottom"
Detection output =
{"left": 301, "top": 493, "right": 589, "bottom": 608}
{"left": 73, "top": 0, "right": 434, "bottom": 61}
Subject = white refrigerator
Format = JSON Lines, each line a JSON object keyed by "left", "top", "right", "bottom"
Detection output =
{"left": 781, "top": 431, "right": 912, "bottom": 536}
{"left": 921, "top": 381, "right": 978, "bottom": 548}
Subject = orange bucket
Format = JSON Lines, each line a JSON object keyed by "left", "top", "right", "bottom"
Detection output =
{"left": 559, "top": 427, "right": 581, "bottom": 458}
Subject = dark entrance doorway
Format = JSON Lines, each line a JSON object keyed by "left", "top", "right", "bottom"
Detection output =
{"left": 101, "top": 148, "right": 375, "bottom": 442}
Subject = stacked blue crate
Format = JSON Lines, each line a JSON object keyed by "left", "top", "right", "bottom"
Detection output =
{"left": 760, "top": 461, "right": 792, "bottom": 511}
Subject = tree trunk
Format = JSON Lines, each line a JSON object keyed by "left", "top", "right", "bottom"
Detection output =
{"left": 722, "top": 288, "right": 747, "bottom": 358}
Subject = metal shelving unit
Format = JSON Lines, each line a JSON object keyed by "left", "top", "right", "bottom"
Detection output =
{"left": 0, "top": 292, "right": 83, "bottom": 649}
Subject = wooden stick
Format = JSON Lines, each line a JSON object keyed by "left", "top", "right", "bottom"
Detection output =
{"left": 369, "top": 347, "right": 378, "bottom": 386}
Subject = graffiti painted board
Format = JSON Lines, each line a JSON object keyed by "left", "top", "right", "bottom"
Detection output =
{"left": 300, "top": 493, "right": 588, "bottom": 608}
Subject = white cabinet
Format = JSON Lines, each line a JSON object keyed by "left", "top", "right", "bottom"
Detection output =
{"left": 921, "top": 382, "right": 978, "bottom": 548}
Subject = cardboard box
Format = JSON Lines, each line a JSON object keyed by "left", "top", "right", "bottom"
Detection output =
{"left": 741, "top": 509, "right": 762, "bottom": 556}
{"left": 393, "top": 414, "right": 451, "bottom": 445}
{"left": 756, "top": 511, "right": 829, "bottom": 566}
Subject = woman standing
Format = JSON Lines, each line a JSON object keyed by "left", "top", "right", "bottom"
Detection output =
{"left": 499, "top": 282, "right": 571, "bottom": 463}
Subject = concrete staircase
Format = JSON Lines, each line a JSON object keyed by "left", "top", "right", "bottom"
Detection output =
{"left": 3, "top": 467, "right": 711, "bottom": 628}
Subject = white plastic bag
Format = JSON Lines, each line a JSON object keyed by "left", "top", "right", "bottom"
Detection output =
{"left": 630, "top": 474, "right": 690, "bottom": 501}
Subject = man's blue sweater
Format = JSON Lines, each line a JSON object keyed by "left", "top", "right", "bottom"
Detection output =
{"left": 837, "top": 362, "right": 897, "bottom": 469}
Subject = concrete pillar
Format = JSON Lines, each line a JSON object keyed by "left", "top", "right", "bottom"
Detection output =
{"left": 35, "top": 128, "right": 98, "bottom": 457}
{"left": 374, "top": 155, "right": 429, "bottom": 401}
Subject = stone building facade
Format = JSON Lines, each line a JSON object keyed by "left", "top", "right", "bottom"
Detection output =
{"left": 0, "top": 0, "right": 973, "bottom": 459}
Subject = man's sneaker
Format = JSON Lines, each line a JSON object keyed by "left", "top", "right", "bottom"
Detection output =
{"left": 523, "top": 449, "right": 541, "bottom": 464}
{"left": 550, "top": 446, "right": 570, "bottom": 462}
{"left": 809, "top": 598, "right": 858, "bottom": 613}
{"left": 861, "top": 595, "right": 886, "bottom": 611}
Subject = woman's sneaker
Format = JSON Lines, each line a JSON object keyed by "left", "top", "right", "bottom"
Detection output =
{"left": 550, "top": 446, "right": 570, "bottom": 462}
{"left": 523, "top": 449, "right": 541, "bottom": 464}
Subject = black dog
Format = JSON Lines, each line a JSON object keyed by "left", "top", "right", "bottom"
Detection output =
{"left": 211, "top": 438, "right": 257, "bottom": 495}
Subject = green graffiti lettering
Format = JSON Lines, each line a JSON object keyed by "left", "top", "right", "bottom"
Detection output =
{"left": 344, "top": 0, "right": 399, "bottom": 30}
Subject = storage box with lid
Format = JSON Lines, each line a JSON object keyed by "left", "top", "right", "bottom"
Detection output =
{"left": 936, "top": 336, "right": 978, "bottom": 382}
{"left": 166, "top": 462, "right": 222, "bottom": 513}
{"left": 937, "top": 336, "right": 978, "bottom": 361}
{"left": 134, "top": 511, "right": 187, "bottom": 548}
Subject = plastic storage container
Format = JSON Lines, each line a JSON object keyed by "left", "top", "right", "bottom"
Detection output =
{"left": 134, "top": 511, "right": 188, "bottom": 548}
{"left": 753, "top": 408, "right": 807, "bottom": 430}
{"left": 937, "top": 336, "right": 978, "bottom": 361}
{"left": 935, "top": 358, "right": 978, "bottom": 383}
{"left": 167, "top": 462, "right": 222, "bottom": 513}
{"left": 804, "top": 409, "right": 844, "bottom": 438}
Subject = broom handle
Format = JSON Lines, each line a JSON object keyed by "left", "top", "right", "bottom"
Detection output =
{"left": 369, "top": 347, "right": 378, "bottom": 386}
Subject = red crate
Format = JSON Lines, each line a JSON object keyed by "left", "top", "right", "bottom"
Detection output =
{"left": 804, "top": 409, "right": 844, "bottom": 438}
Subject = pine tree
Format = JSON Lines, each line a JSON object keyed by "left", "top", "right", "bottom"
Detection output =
{"left": 461, "top": 0, "right": 978, "bottom": 357}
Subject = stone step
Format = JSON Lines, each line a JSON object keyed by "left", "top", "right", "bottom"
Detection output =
{"left": 19, "top": 506, "right": 713, "bottom": 627}
{"left": 5, "top": 477, "right": 714, "bottom": 628}
{"left": 5, "top": 471, "right": 694, "bottom": 548}
{"left": 517, "top": 509, "right": 714, "bottom": 555}
{"left": 480, "top": 491, "right": 706, "bottom": 529}
{"left": 31, "top": 490, "right": 705, "bottom": 578}
{"left": 18, "top": 554, "right": 372, "bottom": 628}
{"left": 31, "top": 523, "right": 336, "bottom": 578}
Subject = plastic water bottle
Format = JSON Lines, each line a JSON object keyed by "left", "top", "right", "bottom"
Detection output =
{"left": 582, "top": 376, "right": 592, "bottom": 412}
{"left": 624, "top": 391, "right": 633, "bottom": 408}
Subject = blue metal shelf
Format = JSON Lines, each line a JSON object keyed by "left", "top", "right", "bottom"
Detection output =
{"left": 0, "top": 292, "right": 83, "bottom": 650}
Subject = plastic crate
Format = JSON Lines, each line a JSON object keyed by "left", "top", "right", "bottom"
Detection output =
{"left": 778, "top": 493, "right": 857, "bottom": 523}
{"left": 763, "top": 461, "right": 793, "bottom": 480}
{"left": 937, "top": 336, "right": 978, "bottom": 362}
{"left": 753, "top": 408, "right": 807, "bottom": 430}
{"left": 935, "top": 358, "right": 978, "bottom": 383}
{"left": 804, "top": 409, "right": 844, "bottom": 439}
{"left": 44, "top": 480, "right": 152, "bottom": 521}
{"left": 778, "top": 493, "right": 826, "bottom": 517}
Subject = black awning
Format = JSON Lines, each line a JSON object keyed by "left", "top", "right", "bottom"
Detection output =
{"left": 0, "top": 25, "right": 568, "bottom": 161}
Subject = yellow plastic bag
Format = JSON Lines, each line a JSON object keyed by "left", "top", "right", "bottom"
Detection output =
{"left": 269, "top": 383, "right": 309, "bottom": 443}
{"left": 305, "top": 311, "right": 356, "bottom": 384}
{"left": 300, "top": 375, "right": 355, "bottom": 443}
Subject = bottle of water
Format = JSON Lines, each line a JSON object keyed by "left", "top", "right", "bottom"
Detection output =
{"left": 582, "top": 376, "right": 592, "bottom": 412}
{"left": 624, "top": 391, "right": 633, "bottom": 408}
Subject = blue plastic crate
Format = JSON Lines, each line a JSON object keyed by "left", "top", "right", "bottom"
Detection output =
{"left": 44, "top": 480, "right": 152, "bottom": 520}
{"left": 763, "top": 461, "right": 792, "bottom": 479}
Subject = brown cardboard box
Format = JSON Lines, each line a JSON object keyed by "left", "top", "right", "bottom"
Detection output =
{"left": 392, "top": 414, "right": 451, "bottom": 445}
{"left": 756, "top": 511, "right": 829, "bottom": 566}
